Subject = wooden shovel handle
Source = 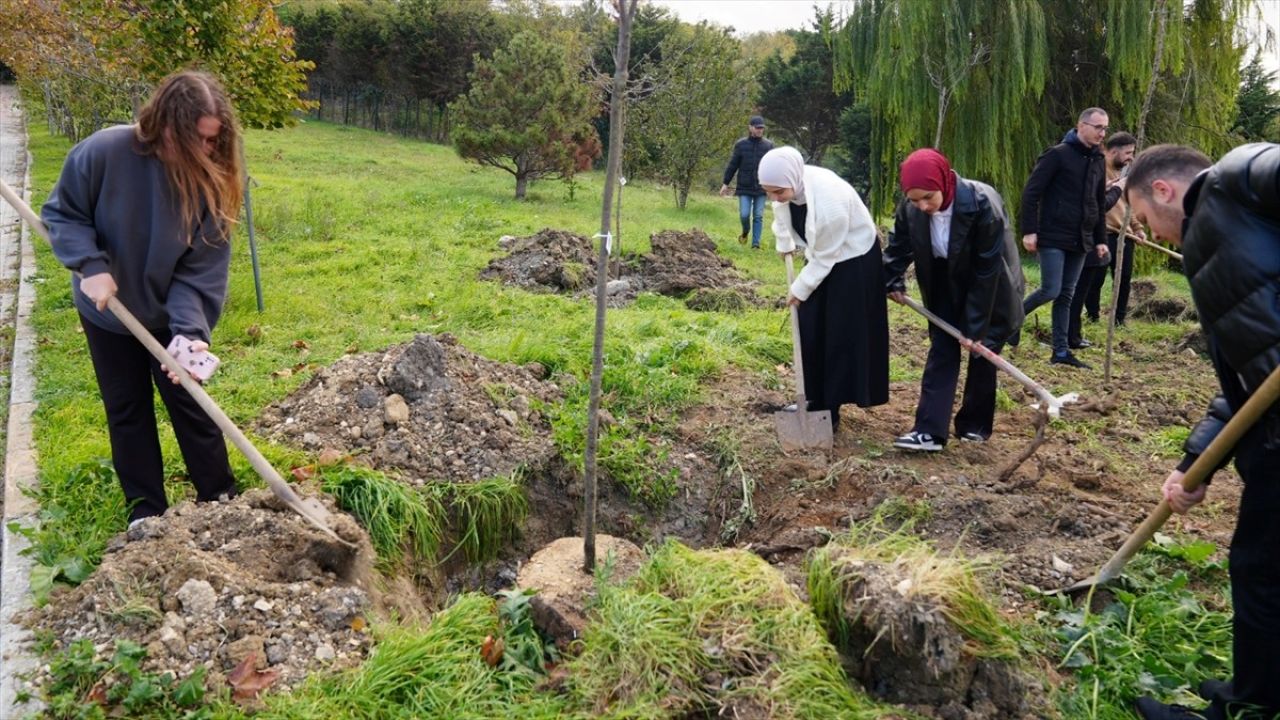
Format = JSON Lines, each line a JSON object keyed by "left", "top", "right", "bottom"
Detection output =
{"left": 1091, "top": 363, "right": 1280, "bottom": 585}
{"left": 0, "top": 178, "right": 347, "bottom": 544}
{"left": 783, "top": 253, "right": 808, "bottom": 407}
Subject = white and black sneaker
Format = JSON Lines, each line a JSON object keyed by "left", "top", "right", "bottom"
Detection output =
{"left": 893, "top": 431, "right": 944, "bottom": 452}
{"left": 958, "top": 431, "right": 987, "bottom": 443}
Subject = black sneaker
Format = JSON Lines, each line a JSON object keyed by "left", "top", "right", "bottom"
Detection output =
{"left": 1134, "top": 697, "right": 1208, "bottom": 719}
{"left": 957, "top": 431, "right": 987, "bottom": 443}
{"left": 1069, "top": 338, "right": 1093, "bottom": 349}
{"left": 1008, "top": 329, "right": 1021, "bottom": 348}
{"left": 738, "top": 232, "right": 748, "bottom": 245}
{"left": 893, "top": 431, "right": 944, "bottom": 451}
{"left": 1050, "top": 351, "right": 1092, "bottom": 369}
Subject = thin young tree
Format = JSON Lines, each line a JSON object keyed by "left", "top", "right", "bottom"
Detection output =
{"left": 584, "top": 0, "right": 640, "bottom": 572}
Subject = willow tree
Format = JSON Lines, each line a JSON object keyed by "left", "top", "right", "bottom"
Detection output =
{"left": 833, "top": 0, "right": 1262, "bottom": 220}
{"left": 832, "top": 0, "right": 1049, "bottom": 217}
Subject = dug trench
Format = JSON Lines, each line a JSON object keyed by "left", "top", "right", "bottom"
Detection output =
{"left": 25, "top": 237, "right": 1238, "bottom": 716}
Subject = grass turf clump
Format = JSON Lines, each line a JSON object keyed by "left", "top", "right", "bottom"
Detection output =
{"left": 806, "top": 517, "right": 1021, "bottom": 661}
{"left": 564, "top": 540, "right": 892, "bottom": 719}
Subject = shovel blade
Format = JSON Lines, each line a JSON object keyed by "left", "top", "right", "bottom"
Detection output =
{"left": 774, "top": 409, "right": 833, "bottom": 453}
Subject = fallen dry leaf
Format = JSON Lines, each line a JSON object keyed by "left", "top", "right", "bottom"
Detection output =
{"left": 350, "top": 615, "right": 367, "bottom": 632}
{"left": 85, "top": 682, "right": 108, "bottom": 706}
{"left": 480, "top": 634, "right": 504, "bottom": 667}
{"left": 292, "top": 339, "right": 311, "bottom": 350}
{"left": 228, "top": 652, "right": 281, "bottom": 701}
{"left": 290, "top": 466, "right": 316, "bottom": 482}
{"left": 271, "top": 368, "right": 293, "bottom": 379}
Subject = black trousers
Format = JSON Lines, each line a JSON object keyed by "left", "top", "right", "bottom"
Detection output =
{"left": 1069, "top": 263, "right": 1107, "bottom": 346}
{"left": 1074, "top": 234, "right": 1135, "bottom": 341}
{"left": 913, "top": 259, "right": 1001, "bottom": 441}
{"left": 81, "top": 316, "right": 236, "bottom": 522}
{"left": 1207, "top": 424, "right": 1280, "bottom": 719}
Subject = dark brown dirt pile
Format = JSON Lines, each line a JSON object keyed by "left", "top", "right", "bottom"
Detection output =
{"left": 1129, "top": 278, "right": 1195, "bottom": 322}
{"left": 29, "top": 490, "right": 378, "bottom": 692}
{"left": 481, "top": 228, "right": 762, "bottom": 310}
{"left": 256, "top": 333, "right": 562, "bottom": 483}
{"left": 480, "top": 228, "right": 597, "bottom": 292}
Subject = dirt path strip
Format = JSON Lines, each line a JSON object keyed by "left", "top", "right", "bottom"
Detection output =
{"left": 0, "top": 83, "right": 43, "bottom": 718}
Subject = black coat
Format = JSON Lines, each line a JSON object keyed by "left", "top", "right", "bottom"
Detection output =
{"left": 1019, "top": 129, "right": 1108, "bottom": 254}
{"left": 1181, "top": 143, "right": 1280, "bottom": 468}
{"left": 722, "top": 136, "right": 774, "bottom": 196}
{"left": 884, "top": 176, "right": 1026, "bottom": 345}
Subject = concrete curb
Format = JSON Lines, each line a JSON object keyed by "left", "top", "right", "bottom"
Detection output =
{"left": 0, "top": 87, "right": 44, "bottom": 718}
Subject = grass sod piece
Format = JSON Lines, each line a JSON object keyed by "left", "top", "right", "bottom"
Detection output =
{"left": 566, "top": 540, "right": 897, "bottom": 719}
{"left": 807, "top": 517, "right": 1023, "bottom": 662}
{"left": 251, "top": 593, "right": 573, "bottom": 720}
{"left": 438, "top": 471, "right": 529, "bottom": 564}
{"left": 318, "top": 465, "right": 446, "bottom": 570}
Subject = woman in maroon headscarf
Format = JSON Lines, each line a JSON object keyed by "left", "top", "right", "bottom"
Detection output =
{"left": 883, "top": 149, "right": 1025, "bottom": 451}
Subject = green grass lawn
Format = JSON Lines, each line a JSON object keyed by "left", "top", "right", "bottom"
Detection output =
{"left": 21, "top": 117, "right": 1232, "bottom": 719}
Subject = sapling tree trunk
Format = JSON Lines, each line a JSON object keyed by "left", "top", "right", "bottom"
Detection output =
{"left": 584, "top": 0, "right": 638, "bottom": 572}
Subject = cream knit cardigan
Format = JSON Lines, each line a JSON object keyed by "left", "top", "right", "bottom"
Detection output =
{"left": 771, "top": 165, "right": 878, "bottom": 301}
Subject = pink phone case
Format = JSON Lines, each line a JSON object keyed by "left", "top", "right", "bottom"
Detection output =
{"left": 166, "top": 335, "right": 220, "bottom": 381}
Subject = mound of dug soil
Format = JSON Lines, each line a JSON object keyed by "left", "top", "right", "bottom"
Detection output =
{"left": 1129, "top": 278, "right": 1196, "bottom": 322}
{"left": 257, "top": 333, "right": 561, "bottom": 483}
{"left": 480, "top": 229, "right": 597, "bottom": 292}
{"left": 481, "top": 228, "right": 762, "bottom": 310}
{"left": 29, "top": 490, "right": 378, "bottom": 692}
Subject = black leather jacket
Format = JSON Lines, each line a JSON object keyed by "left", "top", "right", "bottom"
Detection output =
{"left": 884, "top": 175, "right": 1026, "bottom": 345}
{"left": 1179, "top": 143, "right": 1280, "bottom": 470}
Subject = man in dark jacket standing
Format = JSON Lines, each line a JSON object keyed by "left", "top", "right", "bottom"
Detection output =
{"left": 885, "top": 149, "right": 1025, "bottom": 451}
{"left": 720, "top": 115, "right": 773, "bottom": 249}
{"left": 1017, "top": 107, "right": 1111, "bottom": 368}
{"left": 1125, "top": 143, "right": 1280, "bottom": 720}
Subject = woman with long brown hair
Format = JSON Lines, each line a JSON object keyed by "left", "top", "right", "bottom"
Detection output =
{"left": 41, "top": 70, "right": 244, "bottom": 525}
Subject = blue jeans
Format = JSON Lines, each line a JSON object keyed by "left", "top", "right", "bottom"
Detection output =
{"left": 1022, "top": 248, "right": 1085, "bottom": 355}
{"left": 739, "top": 194, "right": 766, "bottom": 247}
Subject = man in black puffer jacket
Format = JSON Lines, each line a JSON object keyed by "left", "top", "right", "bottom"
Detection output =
{"left": 1124, "top": 143, "right": 1280, "bottom": 720}
{"left": 1017, "top": 107, "right": 1111, "bottom": 368}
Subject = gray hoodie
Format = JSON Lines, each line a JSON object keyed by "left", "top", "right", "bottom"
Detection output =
{"left": 41, "top": 124, "right": 230, "bottom": 342}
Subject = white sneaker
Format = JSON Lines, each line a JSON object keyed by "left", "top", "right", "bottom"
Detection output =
{"left": 893, "top": 431, "right": 944, "bottom": 452}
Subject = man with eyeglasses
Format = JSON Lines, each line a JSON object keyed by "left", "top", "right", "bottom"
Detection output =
{"left": 1013, "top": 107, "right": 1111, "bottom": 369}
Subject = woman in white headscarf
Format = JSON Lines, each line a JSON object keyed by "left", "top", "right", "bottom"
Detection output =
{"left": 759, "top": 146, "right": 889, "bottom": 428}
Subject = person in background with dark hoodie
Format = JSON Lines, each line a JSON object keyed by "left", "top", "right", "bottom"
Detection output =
{"left": 1124, "top": 143, "right": 1280, "bottom": 720}
{"left": 720, "top": 115, "right": 774, "bottom": 249}
{"left": 884, "top": 149, "right": 1025, "bottom": 452}
{"left": 1016, "top": 107, "right": 1110, "bottom": 368}
{"left": 41, "top": 70, "right": 243, "bottom": 527}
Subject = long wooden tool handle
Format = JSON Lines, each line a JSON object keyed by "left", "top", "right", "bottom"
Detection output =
{"left": 784, "top": 253, "right": 808, "bottom": 406}
{"left": 895, "top": 294, "right": 1058, "bottom": 409}
{"left": 0, "top": 178, "right": 346, "bottom": 544}
{"left": 1134, "top": 235, "right": 1183, "bottom": 261}
{"left": 1091, "top": 364, "right": 1280, "bottom": 585}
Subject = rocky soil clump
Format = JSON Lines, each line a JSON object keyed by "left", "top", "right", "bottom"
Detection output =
{"left": 257, "top": 333, "right": 562, "bottom": 483}
{"left": 29, "top": 490, "right": 379, "bottom": 693}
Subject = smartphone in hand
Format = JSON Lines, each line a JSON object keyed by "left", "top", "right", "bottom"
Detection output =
{"left": 166, "top": 335, "right": 220, "bottom": 381}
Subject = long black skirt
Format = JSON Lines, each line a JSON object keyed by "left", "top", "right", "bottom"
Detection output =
{"left": 797, "top": 243, "right": 890, "bottom": 410}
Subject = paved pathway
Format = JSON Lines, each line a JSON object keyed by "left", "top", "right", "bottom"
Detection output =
{"left": 0, "top": 82, "right": 44, "bottom": 719}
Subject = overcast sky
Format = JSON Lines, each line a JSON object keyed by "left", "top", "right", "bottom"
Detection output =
{"left": 651, "top": 0, "right": 1280, "bottom": 73}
